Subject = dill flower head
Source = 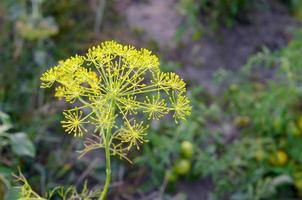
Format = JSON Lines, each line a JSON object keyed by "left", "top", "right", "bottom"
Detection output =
{"left": 41, "top": 41, "right": 191, "bottom": 153}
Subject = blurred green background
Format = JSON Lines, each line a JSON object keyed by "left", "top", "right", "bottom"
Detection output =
{"left": 1, "top": 0, "right": 302, "bottom": 199}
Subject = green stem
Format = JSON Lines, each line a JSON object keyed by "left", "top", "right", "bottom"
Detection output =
{"left": 99, "top": 100, "right": 115, "bottom": 200}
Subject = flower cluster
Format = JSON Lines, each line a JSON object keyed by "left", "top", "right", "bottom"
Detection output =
{"left": 41, "top": 41, "right": 191, "bottom": 155}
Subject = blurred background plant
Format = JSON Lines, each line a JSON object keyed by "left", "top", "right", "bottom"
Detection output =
{"left": 0, "top": 0, "right": 109, "bottom": 198}
{"left": 281, "top": 0, "right": 302, "bottom": 19}
{"left": 0, "top": 111, "right": 35, "bottom": 199}
{"left": 177, "top": 0, "right": 253, "bottom": 40}
{"left": 197, "top": 29, "right": 302, "bottom": 199}
{"left": 198, "top": 0, "right": 253, "bottom": 27}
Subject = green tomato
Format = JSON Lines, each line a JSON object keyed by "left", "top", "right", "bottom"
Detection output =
{"left": 180, "top": 141, "right": 194, "bottom": 159}
{"left": 233, "top": 116, "right": 250, "bottom": 127}
{"left": 269, "top": 150, "right": 288, "bottom": 166}
{"left": 174, "top": 159, "right": 191, "bottom": 176}
{"left": 165, "top": 169, "right": 178, "bottom": 183}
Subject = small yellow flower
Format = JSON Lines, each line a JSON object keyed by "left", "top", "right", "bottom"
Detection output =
{"left": 41, "top": 40, "right": 191, "bottom": 153}
{"left": 170, "top": 93, "right": 192, "bottom": 122}
{"left": 118, "top": 96, "right": 139, "bottom": 115}
{"left": 40, "top": 67, "right": 59, "bottom": 88}
{"left": 151, "top": 72, "right": 168, "bottom": 91}
{"left": 55, "top": 85, "right": 83, "bottom": 103}
{"left": 143, "top": 95, "right": 168, "bottom": 120}
{"left": 90, "top": 108, "right": 116, "bottom": 133}
{"left": 116, "top": 120, "right": 149, "bottom": 150}
{"left": 164, "top": 72, "right": 186, "bottom": 93}
{"left": 61, "top": 109, "right": 87, "bottom": 137}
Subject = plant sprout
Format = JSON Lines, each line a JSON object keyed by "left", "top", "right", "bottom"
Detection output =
{"left": 40, "top": 41, "right": 191, "bottom": 199}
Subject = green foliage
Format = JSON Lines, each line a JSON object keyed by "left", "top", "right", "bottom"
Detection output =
{"left": 177, "top": 0, "right": 203, "bottom": 42}
{"left": 135, "top": 86, "right": 206, "bottom": 190}
{"left": 0, "top": 111, "right": 35, "bottom": 199}
{"left": 199, "top": 0, "right": 252, "bottom": 27}
{"left": 197, "top": 137, "right": 278, "bottom": 199}
{"left": 137, "top": 26, "right": 302, "bottom": 198}
{"left": 0, "top": 111, "right": 36, "bottom": 158}
{"left": 178, "top": 0, "right": 253, "bottom": 31}
{"left": 205, "top": 29, "right": 302, "bottom": 198}
{"left": 0, "top": 0, "right": 103, "bottom": 198}
{"left": 14, "top": 171, "right": 100, "bottom": 200}
{"left": 2, "top": 0, "right": 302, "bottom": 199}
{"left": 280, "top": 0, "right": 302, "bottom": 19}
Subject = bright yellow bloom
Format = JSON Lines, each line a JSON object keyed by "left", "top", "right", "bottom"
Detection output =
{"left": 61, "top": 109, "right": 87, "bottom": 137}
{"left": 90, "top": 107, "right": 116, "bottom": 133}
{"left": 170, "top": 92, "right": 191, "bottom": 122}
{"left": 116, "top": 120, "right": 149, "bottom": 150}
{"left": 164, "top": 72, "right": 186, "bottom": 93}
{"left": 118, "top": 96, "right": 139, "bottom": 115}
{"left": 143, "top": 95, "right": 168, "bottom": 120}
{"left": 41, "top": 40, "right": 191, "bottom": 156}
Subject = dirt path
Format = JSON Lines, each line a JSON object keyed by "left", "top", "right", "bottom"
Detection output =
{"left": 126, "top": 0, "right": 181, "bottom": 49}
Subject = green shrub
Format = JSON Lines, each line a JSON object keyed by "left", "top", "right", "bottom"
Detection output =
{"left": 179, "top": 0, "right": 253, "bottom": 29}
{"left": 200, "top": 0, "right": 252, "bottom": 27}
{"left": 280, "top": 0, "right": 302, "bottom": 17}
{"left": 212, "top": 29, "right": 302, "bottom": 198}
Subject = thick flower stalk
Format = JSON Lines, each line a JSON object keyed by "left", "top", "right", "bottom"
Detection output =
{"left": 40, "top": 41, "right": 191, "bottom": 199}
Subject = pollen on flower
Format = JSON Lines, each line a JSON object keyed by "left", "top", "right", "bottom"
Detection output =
{"left": 164, "top": 72, "right": 186, "bottom": 93}
{"left": 116, "top": 120, "right": 149, "bottom": 150}
{"left": 40, "top": 67, "right": 59, "bottom": 88}
{"left": 170, "top": 93, "right": 192, "bottom": 122}
{"left": 143, "top": 95, "right": 168, "bottom": 120}
{"left": 119, "top": 96, "right": 139, "bottom": 115}
{"left": 61, "top": 109, "right": 87, "bottom": 137}
{"left": 90, "top": 108, "right": 116, "bottom": 134}
{"left": 41, "top": 40, "right": 191, "bottom": 157}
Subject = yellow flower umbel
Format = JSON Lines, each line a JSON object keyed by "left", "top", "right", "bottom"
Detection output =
{"left": 40, "top": 41, "right": 191, "bottom": 200}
